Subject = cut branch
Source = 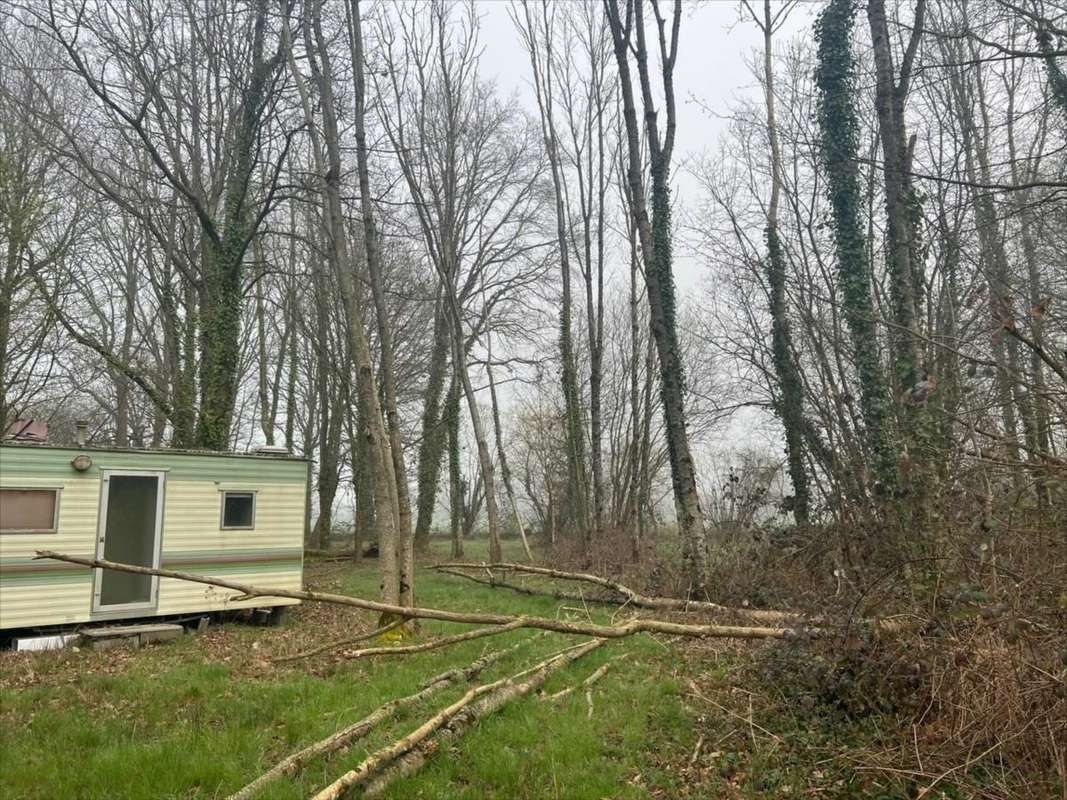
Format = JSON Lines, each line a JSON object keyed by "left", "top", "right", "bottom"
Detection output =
{"left": 546, "top": 654, "right": 629, "bottom": 702}
{"left": 271, "top": 618, "right": 407, "bottom": 664}
{"left": 355, "top": 639, "right": 608, "bottom": 799}
{"left": 35, "top": 552, "right": 798, "bottom": 641}
{"left": 338, "top": 619, "right": 528, "bottom": 660}
{"left": 227, "top": 645, "right": 519, "bottom": 800}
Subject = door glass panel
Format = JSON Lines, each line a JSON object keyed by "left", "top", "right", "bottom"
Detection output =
{"left": 99, "top": 476, "right": 158, "bottom": 607}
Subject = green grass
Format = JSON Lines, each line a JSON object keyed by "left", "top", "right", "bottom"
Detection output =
{"left": 0, "top": 540, "right": 691, "bottom": 799}
{"left": 2, "top": 539, "right": 994, "bottom": 798}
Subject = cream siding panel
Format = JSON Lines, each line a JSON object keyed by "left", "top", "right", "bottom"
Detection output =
{"left": 156, "top": 571, "right": 302, "bottom": 615}
{"left": 0, "top": 475, "right": 101, "bottom": 560}
{"left": 0, "top": 475, "right": 99, "bottom": 628}
{"left": 0, "top": 579, "right": 93, "bottom": 628}
{"left": 159, "top": 481, "right": 307, "bottom": 554}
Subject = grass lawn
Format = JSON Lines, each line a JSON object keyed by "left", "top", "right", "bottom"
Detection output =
{"left": 0, "top": 539, "right": 1008, "bottom": 799}
{"left": 0, "top": 540, "right": 697, "bottom": 799}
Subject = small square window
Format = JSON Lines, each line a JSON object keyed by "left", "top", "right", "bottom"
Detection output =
{"left": 221, "top": 492, "right": 255, "bottom": 529}
{"left": 1, "top": 489, "right": 60, "bottom": 533}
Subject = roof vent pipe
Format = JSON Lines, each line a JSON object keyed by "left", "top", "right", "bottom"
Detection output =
{"left": 75, "top": 420, "right": 89, "bottom": 447}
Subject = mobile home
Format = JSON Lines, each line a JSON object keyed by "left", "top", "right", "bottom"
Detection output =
{"left": 0, "top": 443, "right": 308, "bottom": 630}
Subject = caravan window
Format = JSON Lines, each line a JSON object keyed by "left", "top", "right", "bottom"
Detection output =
{"left": 221, "top": 491, "right": 256, "bottom": 530}
{"left": 0, "top": 489, "right": 60, "bottom": 533}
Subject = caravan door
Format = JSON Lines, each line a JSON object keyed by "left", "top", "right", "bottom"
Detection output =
{"left": 92, "top": 471, "right": 165, "bottom": 615}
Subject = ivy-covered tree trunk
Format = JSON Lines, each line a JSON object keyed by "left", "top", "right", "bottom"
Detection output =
{"left": 193, "top": 0, "right": 280, "bottom": 451}
{"left": 1036, "top": 26, "right": 1067, "bottom": 118}
{"left": 867, "top": 0, "right": 938, "bottom": 534}
{"left": 195, "top": 240, "right": 241, "bottom": 450}
{"left": 868, "top": 0, "right": 925, "bottom": 395}
{"left": 446, "top": 369, "right": 463, "bottom": 559}
{"left": 815, "top": 0, "right": 899, "bottom": 496}
{"left": 413, "top": 301, "right": 452, "bottom": 552}
{"left": 606, "top": 0, "right": 707, "bottom": 593}
{"left": 758, "top": 0, "right": 811, "bottom": 526}
{"left": 518, "top": 3, "right": 590, "bottom": 543}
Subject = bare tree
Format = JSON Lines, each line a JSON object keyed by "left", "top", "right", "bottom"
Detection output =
{"left": 604, "top": 0, "right": 708, "bottom": 592}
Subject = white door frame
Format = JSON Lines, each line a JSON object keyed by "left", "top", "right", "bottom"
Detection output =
{"left": 92, "top": 470, "right": 166, "bottom": 616}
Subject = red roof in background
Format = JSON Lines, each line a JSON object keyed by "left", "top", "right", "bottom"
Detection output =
{"left": 4, "top": 419, "right": 48, "bottom": 441}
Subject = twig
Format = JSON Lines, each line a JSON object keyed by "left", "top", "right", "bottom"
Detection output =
{"left": 689, "top": 733, "right": 705, "bottom": 766}
{"left": 686, "top": 681, "right": 782, "bottom": 743}
{"left": 338, "top": 619, "right": 528, "bottom": 660}
{"left": 271, "top": 618, "right": 406, "bottom": 663}
{"left": 545, "top": 654, "right": 630, "bottom": 701}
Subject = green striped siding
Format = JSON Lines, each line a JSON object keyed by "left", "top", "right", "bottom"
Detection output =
{"left": 0, "top": 444, "right": 308, "bottom": 484}
{"left": 1, "top": 550, "right": 302, "bottom": 577}
{"left": 0, "top": 445, "right": 307, "bottom": 628}
{"left": 0, "top": 570, "right": 93, "bottom": 585}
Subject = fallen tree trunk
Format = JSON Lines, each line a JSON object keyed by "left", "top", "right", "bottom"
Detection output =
{"left": 339, "top": 639, "right": 608, "bottom": 799}
{"left": 434, "top": 561, "right": 802, "bottom": 624}
{"left": 435, "top": 566, "right": 613, "bottom": 606}
{"left": 228, "top": 644, "right": 520, "bottom": 800}
{"left": 35, "top": 552, "right": 798, "bottom": 641}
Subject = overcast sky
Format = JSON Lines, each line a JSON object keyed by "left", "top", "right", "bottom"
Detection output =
{"left": 475, "top": 0, "right": 820, "bottom": 290}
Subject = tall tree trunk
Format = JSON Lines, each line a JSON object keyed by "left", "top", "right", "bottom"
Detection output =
{"left": 757, "top": 0, "right": 810, "bottom": 526}
{"left": 944, "top": 51, "right": 1025, "bottom": 485}
{"left": 814, "top": 0, "right": 899, "bottom": 497}
{"left": 447, "top": 368, "right": 464, "bottom": 559}
{"left": 351, "top": 385, "right": 373, "bottom": 563}
{"left": 193, "top": 0, "right": 281, "bottom": 451}
{"left": 867, "top": 0, "right": 936, "bottom": 524}
{"left": 413, "top": 297, "right": 452, "bottom": 552}
{"left": 342, "top": 0, "right": 414, "bottom": 607}
{"left": 933, "top": 211, "right": 961, "bottom": 474}
{"left": 605, "top": 0, "right": 707, "bottom": 592}
{"left": 868, "top": 0, "right": 926, "bottom": 395}
{"left": 287, "top": 0, "right": 401, "bottom": 604}
{"left": 114, "top": 223, "right": 136, "bottom": 448}
{"left": 518, "top": 2, "right": 590, "bottom": 543}
{"left": 310, "top": 251, "right": 342, "bottom": 552}
{"left": 485, "top": 332, "right": 533, "bottom": 561}
{"left": 627, "top": 181, "right": 643, "bottom": 557}
{"left": 445, "top": 301, "right": 502, "bottom": 562}
{"left": 283, "top": 189, "right": 299, "bottom": 453}
{"left": 253, "top": 237, "right": 276, "bottom": 446}
{"left": 172, "top": 264, "right": 199, "bottom": 449}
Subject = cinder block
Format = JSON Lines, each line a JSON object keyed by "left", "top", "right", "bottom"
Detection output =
{"left": 90, "top": 635, "right": 139, "bottom": 652}
{"left": 139, "top": 627, "right": 183, "bottom": 645}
